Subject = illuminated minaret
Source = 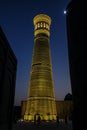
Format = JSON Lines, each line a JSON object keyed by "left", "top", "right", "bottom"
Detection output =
{"left": 24, "top": 14, "right": 57, "bottom": 121}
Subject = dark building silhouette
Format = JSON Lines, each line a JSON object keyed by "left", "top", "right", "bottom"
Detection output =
{"left": 21, "top": 100, "right": 27, "bottom": 120}
{"left": 64, "top": 93, "right": 73, "bottom": 123}
{"left": 66, "top": 1, "right": 87, "bottom": 130}
{"left": 13, "top": 106, "right": 21, "bottom": 123}
{"left": 0, "top": 26, "right": 17, "bottom": 130}
{"left": 64, "top": 93, "right": 72, "bottom": 101}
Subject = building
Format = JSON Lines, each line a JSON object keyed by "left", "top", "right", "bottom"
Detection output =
{"left": 0, "top": 26, "right": 17, "bottom": 130}
{"left": 66, "top": 1, "right": 87, "bottom": 130}
{"left": 13, "top": 106, "right": 21, "bottom": 123}
{"left": 56, "top": 100, "right": 73, "bottom": 121}
{"left": 21, "top": 100, "right": 27, "bottom": 119}
{"left": 64, "top": 93, "right": 72, "bottom": 101}
{"left": 21, "top": 100, "right": 73, "bottom": 122}
{"left": 24, "top": 14, "right": 57, "bottom": 121}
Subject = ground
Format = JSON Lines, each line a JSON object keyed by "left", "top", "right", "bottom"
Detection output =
{"left": 12, "top": 121, "right": 73, "bottom": 130}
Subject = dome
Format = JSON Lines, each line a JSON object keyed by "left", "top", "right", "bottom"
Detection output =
{"left": 64, "top": 93, "right": 72, "bottom": 100}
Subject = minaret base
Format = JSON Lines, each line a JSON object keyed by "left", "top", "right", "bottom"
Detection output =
{"left": 24, "top": 114, "right": 56, "bottom": 121}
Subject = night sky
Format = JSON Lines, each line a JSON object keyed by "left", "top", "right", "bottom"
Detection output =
{"left": 0, "top": 0, "right": 72, "bottom": 106}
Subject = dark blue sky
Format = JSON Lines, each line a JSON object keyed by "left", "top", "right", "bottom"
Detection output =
{"left": 0, "top": 0, "right": 71, "bottom": 105}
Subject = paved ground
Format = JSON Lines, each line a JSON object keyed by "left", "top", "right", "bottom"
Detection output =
{"left": 12, "top": 121, "right": 73, "bottom": 130}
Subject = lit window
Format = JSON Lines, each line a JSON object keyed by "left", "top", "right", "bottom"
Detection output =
{"left": 41, "top": 22, "right": 43, "bottom": 27}
{"left": 44, "top": 23, "right": 46, "bottom": 28}
{"left": 38, "top": 23, "right": 40, "bottom": 28}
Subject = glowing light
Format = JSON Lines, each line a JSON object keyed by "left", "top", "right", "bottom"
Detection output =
{"left": 64, "top": 10, "right": 66, "bottom": 14}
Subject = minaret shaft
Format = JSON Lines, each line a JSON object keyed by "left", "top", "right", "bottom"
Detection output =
{"left": 24, "top": 14, "right": 57, "bottom": 121}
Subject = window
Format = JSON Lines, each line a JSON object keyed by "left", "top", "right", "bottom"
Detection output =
{"left": 38, "top": 23, "right": 40, "bottom": 28}
{"left": 41, "top": 22, "right": 43, "bottom": 27}
{"left": 44, "top": 23, "right": 46, "bottom": 28}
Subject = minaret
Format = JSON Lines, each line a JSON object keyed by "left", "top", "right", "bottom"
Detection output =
{"left": 24, "top": 14, "right": 57, "bottom": 121}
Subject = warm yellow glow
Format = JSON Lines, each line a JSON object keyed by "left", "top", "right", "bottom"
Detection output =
{"left": 33, "top": 14, "right": 51, "bottom": 37}
{"left": 46, "top": 24, "right": 49, "bottom": 30}
{"left": 41, "top": 22, "right": 43, "bottom": 27}
{"left": 24, "top": 114, "right": 57, "bottom": 121}
{"left": 35, "top": 22, "right": 49, "bottom": 31}
{"left": 37, "top": 23, "right": 40, "bottom": 28}
{"left": 33, "top": 14, "right": 51, "bottom": 26}
{"left": 44, "top": 23, "right": 46, "bottom": 28}
{"left": 35, "top": 24, "right": 37, "bottom": 30}
{"left": 24, "top": 14, "right": 57, "bottom": 121}
{"left": 34, "top": 29, "right": 50, "bottom": 37}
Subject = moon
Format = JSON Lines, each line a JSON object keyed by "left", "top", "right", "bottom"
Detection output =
{"left": 64, "top": 10, "right": 66, "bottom": 14}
